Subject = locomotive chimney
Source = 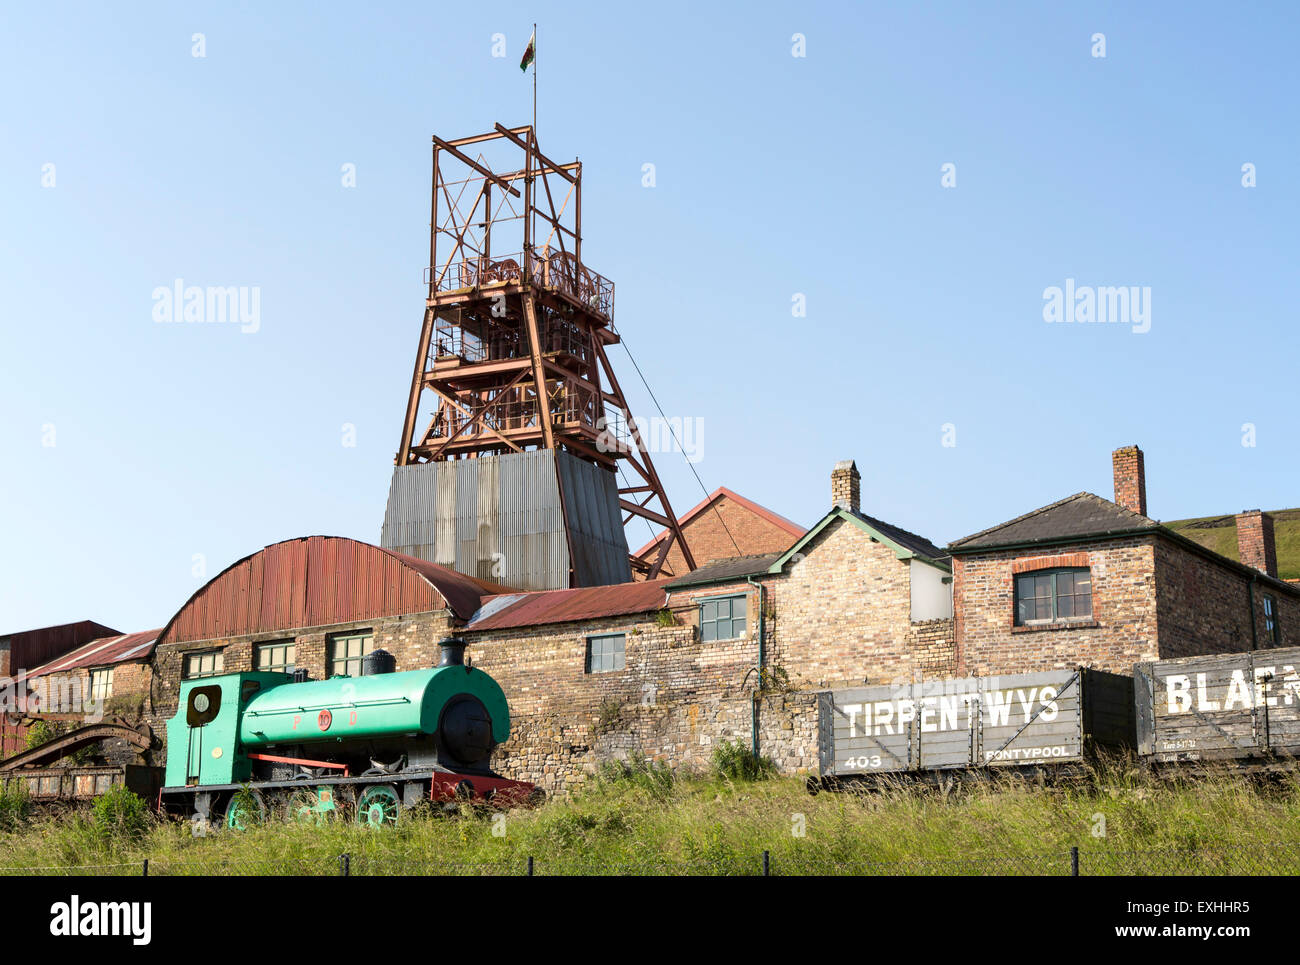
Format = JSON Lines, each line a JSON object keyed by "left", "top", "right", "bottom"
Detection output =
{"left": 361, "top": 648, "right": 397, "bottom": 676}
{"left": 438, "top": 637, "right": 468, "bottom": 667}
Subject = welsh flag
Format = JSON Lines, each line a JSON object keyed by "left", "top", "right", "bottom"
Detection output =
{"left": 520, "top": 29, "right": 535, "bottom": 71}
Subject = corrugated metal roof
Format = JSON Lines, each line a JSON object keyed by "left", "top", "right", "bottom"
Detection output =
{"left": 27, "top": 628, "right": 162, "bottom": 678}
{"left": 466, "top": 579, "right": 669, "bottom": 632}
{"left": 158, "top": 536, "right": 517, "bottom": 646}
{"left": 1, "top": 620, "right": 122, "bottom": 673}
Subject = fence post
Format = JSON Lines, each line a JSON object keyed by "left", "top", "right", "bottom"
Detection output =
{"left": 763, "top": 850, "right": 770, "bottom": 877}
{"left": 340, "top": 853, "right": 350, "bottom": 877}
{"left": 1070, "top": 846, "right": 1079, "bottom": 877}
{"left": 142, "top": 858, "right": 148, "bottom": 877}
{"left": 527, "top": 856, "right": 534, "bottom": 877}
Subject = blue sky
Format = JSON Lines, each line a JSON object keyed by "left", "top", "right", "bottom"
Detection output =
{"left": 1, "top": 1, "right": 1296, "bottom": 634}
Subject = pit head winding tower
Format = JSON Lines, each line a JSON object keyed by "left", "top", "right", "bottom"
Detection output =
{"left": 382, "top": 124, "right": 695, "bottom": 590}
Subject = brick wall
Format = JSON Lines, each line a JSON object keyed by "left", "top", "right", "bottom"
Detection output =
{"left": 636, "top": 492, "right": 801, "bottom": 578}
{"left": 954, "top": 537, "right": 1160, "bottom": 675}
{"left": 953, "top": 532, "right": 1300, "bottom": 675}
{"left": 1154, "top": 536, "right": 1300, "bottom": 656}
{"left": 772, "top": 517, "right": 955, "bottom": 689}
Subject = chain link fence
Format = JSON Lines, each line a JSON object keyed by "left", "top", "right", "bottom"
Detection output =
{"left": 2, "top": 844, "right": 1299, "bottom": 876}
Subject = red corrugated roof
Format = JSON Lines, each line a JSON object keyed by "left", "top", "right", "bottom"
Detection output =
{"left": 633, "top": 487, "right": 806, "bottom": 558}
{"left": 27, "top": 628, "right": 162, "bottom": 679}
{"left": 3, "top": 620, "right": 122, "bottom": 673}
{"left": 158, "top": 536, "right": 519, "bottom": 646}
{"left": 466, "top": 579, "right": 670, "bottom": 632}
{"left": 381, "top": 547, "right": 518, "bottom": 622}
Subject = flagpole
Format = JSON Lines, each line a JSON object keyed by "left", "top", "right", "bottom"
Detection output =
{"left": 532, "top": 22, "right": 537, "bottom": 136}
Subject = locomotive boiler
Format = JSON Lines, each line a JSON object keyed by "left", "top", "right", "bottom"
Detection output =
{"left": 160, "top": 638, "right": 537, "bottom": 829}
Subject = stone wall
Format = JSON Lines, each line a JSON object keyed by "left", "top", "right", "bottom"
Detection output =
{"left": 468, "top": 608, "right": 765, "bottom": 794}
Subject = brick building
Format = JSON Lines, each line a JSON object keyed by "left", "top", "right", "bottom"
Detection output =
{"left": 631, "top": 486, "right": 806, "bottom": 579}
{"left": 949, "top": 445, "right": 1300, "bottom": 676}
{"left": 20, "top": 448, "right": 1298, "bottom": 793}
{"left": 97, "top": 464, "right": 947, "bottom": 791}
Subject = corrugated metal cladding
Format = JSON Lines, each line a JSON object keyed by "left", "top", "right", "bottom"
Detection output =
{"left": 466, "top": 579, "right": 670, "bottom": 632}
{"left": 158, "top": 536, "right": 496, "bottom": 646}
{"left": 381, "top": 451, "right": 631, "bottom": 591}
{"left": 28, "top": 628, "right": 163, "bottom": 679}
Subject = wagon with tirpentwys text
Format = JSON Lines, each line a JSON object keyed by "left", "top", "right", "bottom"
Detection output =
{"left": 811, "top": 667, "right": 1134, "bottom": 790}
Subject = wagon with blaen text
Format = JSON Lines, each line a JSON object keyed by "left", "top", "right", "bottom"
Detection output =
{"left": 1135, "top": 645, "right": 1300, "bottom": 767}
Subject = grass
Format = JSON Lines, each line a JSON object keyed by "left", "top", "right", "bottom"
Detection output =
{"left": 1164, "top": 507, "right": 1300, "bottom": 581}
{"left": 4, "top": 757, "right": 1300, "bottom": 875}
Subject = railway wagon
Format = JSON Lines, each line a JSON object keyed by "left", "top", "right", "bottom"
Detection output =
{"left": 1135, "top": 645, "right": 1300, "bottom": 765}
{"left": 816, "top": 667, "right": 1134, "bottom": 784}
{"left": 3, "top": 764, "right": 160, "bottom": 804}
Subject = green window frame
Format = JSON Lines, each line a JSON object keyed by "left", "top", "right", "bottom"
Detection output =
{"left": 1014, "top": 568, "right": 1092, "bottom": 625}
{"left": 183, "top": 649, "right": 224, "bottom": 679}
{"left": 88, "top": 668, "right": 113, "bottom": 701}
{"left": 1264, "top": 594, "right": 1280, "bottom": 645}
{"left": 255, "top": 640, "right": 297, "bottom": 674}
{"left": 586, "top": 633, "right": 626, "bottom": 674}
{"left": 328, "top": 631, "right": 375, "bottom": 678}
{"left": 700, "top": 595, "right": 747, "bottom": 642}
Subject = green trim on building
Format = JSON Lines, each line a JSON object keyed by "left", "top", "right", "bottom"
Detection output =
{"left": 767, "top": 508, "right": 951, "bottom": 574}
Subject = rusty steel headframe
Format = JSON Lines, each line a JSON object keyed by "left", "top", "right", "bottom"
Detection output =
{"left": 395, "top": 124, "right": 694, "bottom": 580}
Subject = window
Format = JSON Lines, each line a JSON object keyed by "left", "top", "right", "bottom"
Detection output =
{"left": 256, "top": 640, "right": 297, "bottom": 674}
{"left": 183, "top": 650, "right": 224, "bottom": 679}
{"left": 88, "top": 668, "right": 113, "bottom": 701}
{"left": 1264, "top": 595, "right": 1280, "bottom": 645}
{"left": 328, "top": 631, "right": 374, "bottom": 677}
{"left": 1015, "top": 568, "right": 1092, "bottom": 625}
{"left": 586, "top": 634, "right": 626, "bottom": 673}
{"left": 700, "top": 595, "right": 747, "bottom": 641}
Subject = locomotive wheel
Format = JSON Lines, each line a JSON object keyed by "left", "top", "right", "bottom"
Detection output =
{"left": 222, "top": 790, "right": 266, "bottom": 831}
{"left": 356, "top": 784, "right": 400, "bottom": 829}
{"left": 284, "top": 788, "right": 320, "bottom": 825}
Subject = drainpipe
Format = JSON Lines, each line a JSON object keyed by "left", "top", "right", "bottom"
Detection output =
{"left": 747, "top": 576, "right": 766, "bottom": 758}
{"left": 1248, "top": 573, "right": 1259, "bottom": 651}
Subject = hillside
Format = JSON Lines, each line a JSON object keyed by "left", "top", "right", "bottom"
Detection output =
{"left": 4, "top": 762, "right": 1300, "bottom": 875}
{"left": 1163, "top": 508, "right": 1300, "bottom": 581}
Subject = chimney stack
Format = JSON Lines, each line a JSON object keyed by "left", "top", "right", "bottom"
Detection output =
{"left": 832, "top": 460, "right": 860, "bottom": 513}
{"left": 1236, "top": 510, "right": 1277, "bottom": 578}
{"left": 1112, "top": 445, "right": 1147, "bottom": 517}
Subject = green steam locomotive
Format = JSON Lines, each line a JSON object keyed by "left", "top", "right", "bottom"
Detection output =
{"left": 160, "top": 638, "right": 537, "bottom": 829}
